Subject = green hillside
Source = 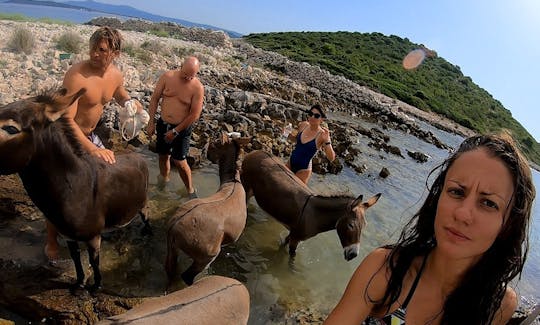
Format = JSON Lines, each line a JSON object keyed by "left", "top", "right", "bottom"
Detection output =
{"left": 244, "top": 31, "right": 540, "bottom": 165}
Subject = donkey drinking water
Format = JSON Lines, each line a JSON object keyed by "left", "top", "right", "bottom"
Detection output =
{"left": 0, "top": 89, "right": 151, "bottom": 291}
{"left": 241, "top": 150, "right": 381, "bottom": 260}
{"left": 166, "top": 133, "right": 250, "bottom": 287}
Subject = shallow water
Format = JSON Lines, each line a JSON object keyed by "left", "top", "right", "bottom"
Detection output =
{"left": 89, "top": 112, "right": 539, "bottom": 323}
{"left": 2, "top": 113, "right": 537, "bottom": 323}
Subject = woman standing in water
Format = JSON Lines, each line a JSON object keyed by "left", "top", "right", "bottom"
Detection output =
{"left": 286, "top": 104, "right": 335, "bottom": 184}
{"left": 325, "top": 133, "right": 535, "bottom": 325}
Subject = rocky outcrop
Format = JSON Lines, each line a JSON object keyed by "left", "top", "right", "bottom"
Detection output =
{"left": 87, "top": 17, "right": 233, "bottom": 49}
{"left": 0, "top": 19, "right": 468, "bottom": 178}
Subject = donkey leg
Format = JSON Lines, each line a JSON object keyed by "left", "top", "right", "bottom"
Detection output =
{"left": 181, "top": 256, "right": 216, "bottom": 286}
{"left": 281, "top": 233, "right": 291, "bottom": 247}
{"left": 165, "top": 246, "right": 179, "bottom": 291}
{"left": 86, "top": 236, "right": 102, "bottom": 292}
{"left": 66, "top": 240, "right": 85, "bottom": 292}
{"left": 139, "top": 210, "right": 153, "bottom": 236}
{"left": 288, "top": 238, "right": 300, "bottom": 258}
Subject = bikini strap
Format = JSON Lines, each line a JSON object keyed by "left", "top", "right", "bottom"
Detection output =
{"left": 401, "top": 253, "right": 429, "bottom": 309}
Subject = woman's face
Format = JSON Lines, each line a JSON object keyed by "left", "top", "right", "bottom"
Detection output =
{"left": 307, "top": 108, "right": 323, "bottom": 126}
{"left": 434, "top": 148, "right": 514, "bottom": 263}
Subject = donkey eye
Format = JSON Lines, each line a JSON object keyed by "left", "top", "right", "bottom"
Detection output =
{"left": 348, "top": 222, "right": 355, "bottom": 230}
{"left": 1, "top": 125, "right": 20, "bottom": 135}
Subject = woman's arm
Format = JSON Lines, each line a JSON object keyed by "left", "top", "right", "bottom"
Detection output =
{"left": 324, "top": 248, "right": 391, "bottom": 325}
{"left": 319, "top": 127, "right": 336, "bottom": 162}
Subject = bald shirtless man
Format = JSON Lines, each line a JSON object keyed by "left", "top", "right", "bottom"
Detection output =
{"left": 45, "top": 26, "right": 144, "bottom": 262}
{"left": 147, "top": 56, "right": 204, "bottom": 198}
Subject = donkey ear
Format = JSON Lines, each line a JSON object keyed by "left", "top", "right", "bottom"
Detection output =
{"left": 234, "top": 136, "right": 251, "bottom": 146}
{"left": 220, "top": 131, "right": 229, "bottom": 144}
{"left": 351, "top": 194, "right": 363, "bottom": 208}
{"left": 363, "top": 193, "right": 382, "bottom": 209}
{"left": 44, "top": 88, "right": 86, "bottom": 121}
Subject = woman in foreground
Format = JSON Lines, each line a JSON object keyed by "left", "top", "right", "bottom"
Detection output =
{"left": 325, "top": 133, "right": 535, "bottom": 325}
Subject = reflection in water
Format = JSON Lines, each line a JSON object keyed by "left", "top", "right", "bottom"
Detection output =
{"left": 93, "top": 115, "right": 538, "bottom": 323}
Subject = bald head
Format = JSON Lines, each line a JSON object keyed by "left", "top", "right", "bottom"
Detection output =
{"left": 180, "top": 56, "right": 200, "bottom": 81}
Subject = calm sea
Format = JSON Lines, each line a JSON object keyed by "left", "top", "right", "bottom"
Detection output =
{"left": 0, "top": 3, "right": 130, "bottom": 23}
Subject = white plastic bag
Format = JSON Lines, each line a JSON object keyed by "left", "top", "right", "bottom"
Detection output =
{"left": 118, "top": 99, "right": 150, "bottom": 141}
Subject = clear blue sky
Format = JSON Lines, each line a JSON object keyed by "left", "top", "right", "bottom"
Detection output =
{"left": 98, "top": 0, "right": 540, "bottom": 141}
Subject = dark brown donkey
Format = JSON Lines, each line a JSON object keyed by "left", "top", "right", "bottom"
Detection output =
{"left": 241, "top": 150, "right": 381, "bottom": 260}
{"left": 0, "top": 89, "right": 151, "bottom": 291}
{"left": 166, "top": 133, "right": 250, "bottom": 286}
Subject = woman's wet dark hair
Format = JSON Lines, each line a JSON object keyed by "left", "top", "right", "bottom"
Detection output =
{"left": 368, "top": 132, "right": 535, "bottom": 325}
{"left": 309, "top": 103, "right": 326, "bottom": 118}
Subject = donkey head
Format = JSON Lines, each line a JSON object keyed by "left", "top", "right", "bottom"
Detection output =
{"left": 0, "top": 88, "right": 86, "bottom": 174}
{"left": 336, "top": 193, "right": 381, "bottom": 261}
{"left": 206, "top": 132, "right": 250, "bottom": 165}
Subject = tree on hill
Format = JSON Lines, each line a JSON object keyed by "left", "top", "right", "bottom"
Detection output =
{"left": 244, "top": 31, "right": 540, "bottom": 165}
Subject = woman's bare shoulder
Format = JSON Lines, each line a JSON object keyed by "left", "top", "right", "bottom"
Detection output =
{"left": 492, "top": 287, "right": 517, "bottom": 325}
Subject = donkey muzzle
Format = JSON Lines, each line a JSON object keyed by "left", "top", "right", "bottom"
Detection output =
{"left": 343, "top": 244, "right": 360, "bottom": 261}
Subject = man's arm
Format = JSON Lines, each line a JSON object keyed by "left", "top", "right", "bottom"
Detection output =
{"left": 62, "top": 68, "right": 104, "bottom": 155}
{"left": 113, "top": 75, "right": 143, "bottom": 113}
{"left": 63, "top": 66, "right": 116, "bottom": 164}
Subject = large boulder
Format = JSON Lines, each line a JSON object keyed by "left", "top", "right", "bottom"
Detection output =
{"left": 98, "top": 276, "right": 250, "bottom": 325}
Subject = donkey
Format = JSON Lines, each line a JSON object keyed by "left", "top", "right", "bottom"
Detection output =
{"left": 166, "top": 133, "right": 250, "bottom": 286}
{"left": 0, "top": 88, "right": 151, "bottom": 291}
{"left": 241, "top": 150, "right": 381, "bottom": 260}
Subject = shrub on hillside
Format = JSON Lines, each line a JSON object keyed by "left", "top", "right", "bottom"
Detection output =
{"left": 8, "top": 27, "right": 35, "bottom": 54}
{"left": 56, "top": 31, "right": 83, "bottom": 53}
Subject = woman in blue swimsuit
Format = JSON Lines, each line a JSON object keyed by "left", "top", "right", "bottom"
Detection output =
{"left": 325, "top": 133, "right": 535, "bottom": 325}
{"left": 286, "top": 104, "right": 335, "bottom": 184}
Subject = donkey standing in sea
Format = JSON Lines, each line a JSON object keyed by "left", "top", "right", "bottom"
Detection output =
{"left": 0, "top": 88, "right": 151, "bottom": 292}
{"left": 166, "top": 133, "right": 250, "bottom": 287}
{"left": 241, "top": 150, "right": 381, "bottom": 260}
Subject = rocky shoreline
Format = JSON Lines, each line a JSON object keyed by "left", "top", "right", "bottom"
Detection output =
{"left": 0, "top": 18, "right": 536, "bottom": 324}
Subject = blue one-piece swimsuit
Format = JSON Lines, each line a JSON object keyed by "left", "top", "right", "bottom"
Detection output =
{"left": 289, "top": 129, "right": 320, "bottom": 173}
{"left": 364, "top": 253, "right": 429, "bottom": 325}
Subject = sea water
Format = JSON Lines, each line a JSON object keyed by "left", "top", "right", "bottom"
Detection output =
{"left": 0, "top": 3, "right": 129, "bottom": 23}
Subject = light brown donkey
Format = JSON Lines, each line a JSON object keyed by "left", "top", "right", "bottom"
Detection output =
{"left": 166, "top": 133, "right": 250, "bottom": 286}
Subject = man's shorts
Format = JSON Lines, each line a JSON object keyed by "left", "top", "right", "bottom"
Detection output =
{"left": 87, "top": 132, "right": 105, "bottom": 149}
{"left": 155, "top": 118, "right": 192, "bottom": 161}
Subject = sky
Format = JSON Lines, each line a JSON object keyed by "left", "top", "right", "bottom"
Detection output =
{"left": 93, "top": 0, "right": 540, "bottom": 141}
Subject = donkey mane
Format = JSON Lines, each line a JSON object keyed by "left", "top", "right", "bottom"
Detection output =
{"left": 317, "top": 194, "right": 355, "bottom": 200}
{"left": 56, "top": 117, "right": 86, "bottom": 157}
{"left": 35, "top": 89, "right": 61, "bottom": 106}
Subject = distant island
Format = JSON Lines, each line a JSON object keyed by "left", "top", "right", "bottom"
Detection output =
{"left": 5, "top": 0, "right": 93, "bottom": 11}
{"left": 2, "top": 0, "right": 243, "bottom": 37}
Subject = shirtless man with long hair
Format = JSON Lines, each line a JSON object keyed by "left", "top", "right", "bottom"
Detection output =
{"left": 46, "top": 26, "right": 144, "bottom": 262}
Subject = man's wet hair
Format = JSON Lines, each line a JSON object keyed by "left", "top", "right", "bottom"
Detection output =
{"left": 89, "top": 26, "right": 123, "bottom": 52}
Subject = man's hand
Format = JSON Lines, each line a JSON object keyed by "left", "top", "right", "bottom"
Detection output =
{"left": 132, "top": 99, "right": 144, "bottom": 114}
{"left": 91, "top": 148, "right": 116, "bottom": 164}
{"left": 164, "top": 130, "right": 176, "bottom": 143}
